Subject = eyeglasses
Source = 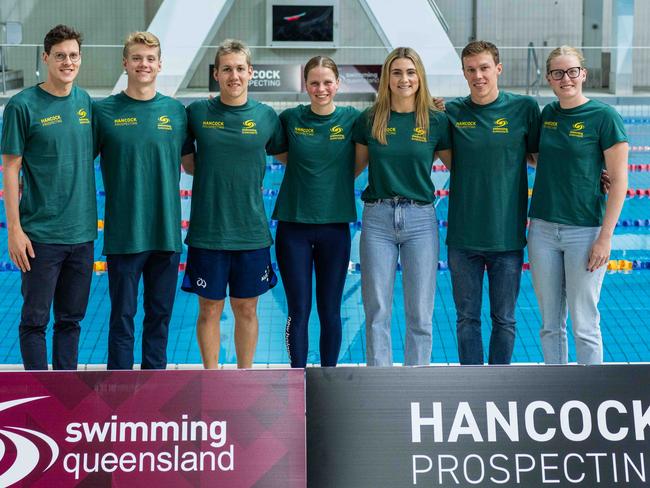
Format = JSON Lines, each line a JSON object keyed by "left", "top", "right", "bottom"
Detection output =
{"left": 52, "top": 52, "right": 81, "bottom": 63}
{"left": 548, "top": 67, "right": 582, "bottom": 81}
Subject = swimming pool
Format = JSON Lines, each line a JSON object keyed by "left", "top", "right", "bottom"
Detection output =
{"left": 0, "top": 115, "right": 648, "bottom": 366}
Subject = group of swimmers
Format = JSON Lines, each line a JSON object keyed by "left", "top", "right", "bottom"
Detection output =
{"left": 0, "top": 24, "right": 628, "bottom": 371}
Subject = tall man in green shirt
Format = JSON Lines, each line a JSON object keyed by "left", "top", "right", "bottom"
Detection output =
{"left": 445, "top": 41, "right": 541, "bottom": 365}
{"left": 1, "top": 25, "right": 96, "bottom": 370}
{"left": 181, "top": 39, "right": 284, "bottom": 369}
{"left": 93, "top": 32, "right": 186, "bottom": 369}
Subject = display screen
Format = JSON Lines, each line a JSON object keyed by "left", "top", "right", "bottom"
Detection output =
{"left": 272, "top": 5, "right": 334, "bottom": 42}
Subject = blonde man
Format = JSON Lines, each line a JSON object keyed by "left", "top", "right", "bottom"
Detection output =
{"left": 93, "top": 32, "right": 187, "bottom": 369}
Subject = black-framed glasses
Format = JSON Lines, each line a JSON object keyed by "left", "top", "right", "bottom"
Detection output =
{"left": 548, "top": 67, "right": 582, "bottom": 81}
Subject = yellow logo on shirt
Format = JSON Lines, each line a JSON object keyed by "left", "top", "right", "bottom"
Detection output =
{"left": 157, "top": 115, "right": 172, "bottom": 131}
{"left": 543, "top": 121, "right": 558, "bottom": 130}
{"left": 455, "top": 121, "right": 476, "bottom": 128}
{"left": 569, "top": 121, "right": 584, "bottom": 138}
{"left": 492, "top": 118, "right": 509, "bottom": 134}
{"left": 114, "top": 117, "right": 138, "bottom": 127}
{"left": 386, "top": 127, "right": 396, "bottom": 136}
{"left": 411, "top": 127, "right": 427, "bottom": 142}
{"left": 202, "top": 120, "right": 224, "bottom": 129}
{"left": 77, "top": 109, "right": 90, "bottom": 125}
{"left": 329, "top": 125, "right": 345, "bottom": 140}
{"left": 242, "top": 119, "right": 257, "bottom": 135}
{"left": 40, "top": 115, "right": 62, "bottom": 126}
{"left": 294, "top": 127, "right": 315, "bottom": 136}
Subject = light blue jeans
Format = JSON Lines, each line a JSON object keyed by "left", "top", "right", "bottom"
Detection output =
{"left": 360, "top": 199, "right": 439, "bottom": 366}
{"left": 528, "top": 218, "right": 606, "bottom": 365}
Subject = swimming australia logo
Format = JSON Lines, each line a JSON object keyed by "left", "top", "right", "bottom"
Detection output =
{"left": 242, "top": 119, "right": 257, "bottom": 135}
{"left": 77, "top": 109, "right": 90, "bottom": 125}
{"left": 294, "top": 127, "right": 314, "bottom": 136}
{"left": 386, "top": 127, "right": 396, "bottom": 136}
{"left": 455, "top": 121, "right": 476, "bottom": 129}
{"left": 196, "top": 278, "right": 207, "bottom": 288}
{"left": 157, "top": 115, "right": 172, "bottom": 131}
{"left": 114, "top": 117, "right": 138, "bottom": 127}
{"left": 411, "top": 127, "right": 427, "bottom": 142}
{"left": 329, "top": 125, "right": 345, "bottom": 141}
{"left": 0, "top": 396, "right": 59, "bottom": 486}
{"left": 202, "top": 120, "right": 224, "bottom": 129}
{"left": 40, "top": 115, "right": 62, "bottom": 127}
{"left": 569, "top": 121, "right": 585, "bottom": 138}
{"left": 492, "top": 118, "right": 509, "bottom": 134}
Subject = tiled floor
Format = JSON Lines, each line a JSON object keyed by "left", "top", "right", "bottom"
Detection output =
{"left": 0, "top": 119, "right": 649, "bottom": 365}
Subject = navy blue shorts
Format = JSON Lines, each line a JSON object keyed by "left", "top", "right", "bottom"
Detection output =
{"left": 181, "top": 246, "right": 277, "bottom": 300}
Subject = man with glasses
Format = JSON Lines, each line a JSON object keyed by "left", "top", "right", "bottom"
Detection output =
{"left": 1, "top": 25, "right": 96, "bottom": 370}
{"left": 445, "top": 40, "right": 541, "bottom": 365}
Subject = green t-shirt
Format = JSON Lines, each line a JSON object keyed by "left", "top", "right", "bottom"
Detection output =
{"left": 352, "top": 109, "right": 451, "bottom": 203}
{"left": 184, "top": 97, "right": 284, "bottom": 250}
{"left": 272, "top": 104, "right": 359, "bottom": 223}
{"left": 93, "top": 92, "right": 187, "bottom": 254}
{"left": 0, "top": 84, "right": 97, "bottom": 244}
{"left": 445, "top": 91, "right": 541, "bottom": 251}
{"left": 529, "top": 100, "right": 628, "bottom": 227}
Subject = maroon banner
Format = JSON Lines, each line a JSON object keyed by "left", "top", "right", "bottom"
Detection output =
{"left": 0, "top": 370, "right": 305, "bottom": 487}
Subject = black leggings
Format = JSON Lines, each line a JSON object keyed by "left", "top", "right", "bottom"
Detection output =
{"left": 275, "top": 221, "right": 351, "bottom": 367}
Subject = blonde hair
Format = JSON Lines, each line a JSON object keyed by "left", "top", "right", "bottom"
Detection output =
{"left": 123, "top": 31, "right": 160, "bottom": 59}
{"left": 214, "top": 39, "right": 251, "bottom": 69}
{"left": 371, "top": 47, "right": 434, "bottom": 145}
{"left": 546, "top": 45, "right": 585, "bottom": 73}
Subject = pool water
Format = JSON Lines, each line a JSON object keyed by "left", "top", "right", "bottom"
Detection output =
{"left": 0, "top": 117, "right": 649, "bottom": 365}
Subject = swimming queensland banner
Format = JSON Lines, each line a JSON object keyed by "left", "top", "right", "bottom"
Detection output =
{"left": 307, "top": 366, "right": 650, "bottom": 488}
{"left": 0, "top": 370, "right": 305, "bottom": 487}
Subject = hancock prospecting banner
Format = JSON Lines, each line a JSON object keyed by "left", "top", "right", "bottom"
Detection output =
{"left": 307, "top": 366, "right": 650, "bottom": 488}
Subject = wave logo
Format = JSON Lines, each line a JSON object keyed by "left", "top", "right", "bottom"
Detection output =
{"left": 0, "top": 396, "right": 59, "bottom": 486}
{"left": 570, "top": 121, "right": 585, "bottom": 137}
{"left": 77, "top": 109, "right": 89, "bottom": 124}
{"left": 242, "top": 119, "right": 258, "bottom": 134}
{"left": 329, "top": 125, "right": 345, "bottom": 140}
{"left": 157, "top": 115, "right": 172, "bottom": 131}
{"left": 492, "top": 118, "right": 509, "bottom": 134}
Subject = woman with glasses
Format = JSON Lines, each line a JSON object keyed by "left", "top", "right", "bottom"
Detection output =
{"left": 353, "top": 47, "right": 451, "bottom": 366}
{"left": 272, "top": 56, "right": 359, "bottom": 368}
{"left": 528, "top": 46, "right": 628, "bottom": 364}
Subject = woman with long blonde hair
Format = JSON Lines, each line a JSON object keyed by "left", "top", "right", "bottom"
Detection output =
{"left": 353, "top": 47, "right": 451, "bottom": 366}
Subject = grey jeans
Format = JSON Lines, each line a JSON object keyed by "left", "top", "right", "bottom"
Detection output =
{"left": 528, "top": 218, "right": 606, "bottom": 364}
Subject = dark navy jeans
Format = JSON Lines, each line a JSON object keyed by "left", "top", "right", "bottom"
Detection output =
{"left": 275, "top": 221, "right": 350, "bottom": 367}
{"left": 107, "top": 251, "right": 180, "bottom": 370}
{"left": 448, "top": 247, "right": 523, "bottom": 365}
{"left": 19, "top": 241, "right": 94, "bottom": 370}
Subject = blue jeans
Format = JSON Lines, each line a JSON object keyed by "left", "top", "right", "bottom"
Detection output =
{"left": 360, "top": 199, "right": 439, "bottom": 366}
{"left": 19, "top": 241, "right": 94, "bottom": 370}
{"left": 275, "top": 221, "right": 350, "bottom": 368}
{"left": 107, "top": 251, "right": 180, "bottom": 370}
{"left": 528, "top": 218, "right": 605, "bottom": 365}
{"left": 448, "top": 247, "right": 523, "bottom": 365}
